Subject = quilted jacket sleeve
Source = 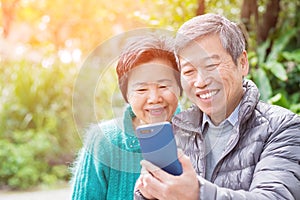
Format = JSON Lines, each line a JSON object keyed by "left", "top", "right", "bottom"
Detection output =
{"left": 199, "top": 114, "right": 300, "bottom": 200}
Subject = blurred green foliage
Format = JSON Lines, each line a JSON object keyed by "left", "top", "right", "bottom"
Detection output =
{"left": 0, "top": 59, "right": 79, "bottom": 189}
{"left": 0, "top": 0, "right": 299, "bottom": 191}
{"left": 248, "top": 1, "right": 300, "bottom": 114}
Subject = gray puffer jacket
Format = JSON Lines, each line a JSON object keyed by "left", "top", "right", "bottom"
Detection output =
{"left": 134, "top": 80, "right": 300, "bottom": 200}
{"left": 171, "top": 80, "right": 300, "bottom": 199}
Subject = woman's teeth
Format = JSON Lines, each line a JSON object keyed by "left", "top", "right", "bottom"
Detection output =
{"left": 149, "top": 108, "right": 164, "bottom": 115}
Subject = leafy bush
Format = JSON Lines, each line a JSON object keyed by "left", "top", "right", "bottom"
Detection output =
{"left": 248, "top": 16, "right": 300, "bottom": 114}
{"left": 0, "top": 59, "right": 79, "bottom": 189}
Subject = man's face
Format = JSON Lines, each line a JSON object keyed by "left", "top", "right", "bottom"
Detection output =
{"left": 127, "top": 58, "right": 180, "bottom": 125}
{"left": 178, "top": 34, "right": 248, "bottom": 125}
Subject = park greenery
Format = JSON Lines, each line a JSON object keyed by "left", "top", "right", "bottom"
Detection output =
{"left": 0, "top": 0, "right": 299, "bottom": 190}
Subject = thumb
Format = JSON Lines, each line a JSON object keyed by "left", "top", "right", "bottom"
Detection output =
{"left": 177, "top": 149, "right": 193, "bottom": 172}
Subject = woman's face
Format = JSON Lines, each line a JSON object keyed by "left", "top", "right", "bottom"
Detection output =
{"left": 127, "top": 58, "right": 180, "bottom": 126}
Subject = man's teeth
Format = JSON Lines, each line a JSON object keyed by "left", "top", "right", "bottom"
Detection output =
{"left": 199, "top": 91, "right": 217, "bottom": 99}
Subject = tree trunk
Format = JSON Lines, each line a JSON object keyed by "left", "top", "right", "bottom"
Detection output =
{"left": 196, "top": 0, "right": 205, "bottom": 16}
{"left": 240, "top": 0, "right": 258, "bottom": 32}
{"left": 257, "top": 0, "right": 280, "bottom": 44}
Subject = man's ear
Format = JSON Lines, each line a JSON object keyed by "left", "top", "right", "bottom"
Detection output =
{"left": 239, "top": 50, "right": 249, "bottom": 76}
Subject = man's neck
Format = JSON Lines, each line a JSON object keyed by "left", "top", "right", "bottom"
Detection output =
{"left": 204, "top": 101, "right": 241, "bottom": 127}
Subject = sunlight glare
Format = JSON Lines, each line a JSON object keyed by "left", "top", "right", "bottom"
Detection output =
{"left": 58, "top": 50, "right": 72, "bottom": 64}
{"left": 15, "top": 45, "right": 26, "bottom": 56}
{"left": 42, "top": 57, "right": 55, "bottom": 68}
{"left": 72, "top": 49, "right": 82, "bottom": 63}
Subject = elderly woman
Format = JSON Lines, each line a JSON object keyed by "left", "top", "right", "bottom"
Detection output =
{"left": 71, "top": 33, "right": 182, "bottom": 200}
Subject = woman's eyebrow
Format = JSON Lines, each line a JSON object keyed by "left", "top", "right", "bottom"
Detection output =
{"left": 157, "top": 79, "right": 173, "bottom": 83}
{"left": 132, "top": 82, "right": 147, "bottom": 88}
{"left": 132, "top": 79, "right": 172, "bottom": 87}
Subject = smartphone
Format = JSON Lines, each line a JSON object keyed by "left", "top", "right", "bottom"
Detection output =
{"left": 136, "top": 121, "right": 182, "bottom": 176}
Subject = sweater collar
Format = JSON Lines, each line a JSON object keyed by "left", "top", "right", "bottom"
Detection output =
{"left": 122, "top": 105, "right": 140, "bottom": 150}
{"left": 201, "top": 102, "right": 240, "bottom": 131}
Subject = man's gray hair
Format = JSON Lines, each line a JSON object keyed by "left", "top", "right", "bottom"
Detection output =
{"left": 175, "top": 13, "right": 245, "bottom": 64}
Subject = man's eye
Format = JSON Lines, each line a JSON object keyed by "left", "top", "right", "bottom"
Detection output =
{"left": 206, "top": 64, "right": 218, "bottom": 70}
{"left": 182, "top": 68, "right": 195, "bottom": 76}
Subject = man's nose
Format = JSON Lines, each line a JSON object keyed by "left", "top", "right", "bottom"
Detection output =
{"left": 194, "top": 70, "right": 208, "bottom": 88}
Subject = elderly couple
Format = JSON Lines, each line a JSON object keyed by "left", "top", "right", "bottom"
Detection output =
{"left": 71, "top": 13, "right": 300, "bottom": 200}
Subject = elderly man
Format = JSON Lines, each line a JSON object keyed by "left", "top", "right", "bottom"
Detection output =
{"left": 135, "top": 13, "right": 300, "bottom": 200}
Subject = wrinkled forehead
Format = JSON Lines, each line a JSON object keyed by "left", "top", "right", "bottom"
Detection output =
{"left": 127, "top": 61, "right": 179, "bottom": 82}
{"left": 176, "top": 34, "right": 230, "bottom": 67}
{"left": 176, "top": 39, "right": 215, "bottom": 66}
{"left": 178, "top": 40, "right": 207, "bottom": 56}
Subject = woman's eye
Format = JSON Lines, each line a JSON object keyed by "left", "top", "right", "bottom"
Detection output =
{"left": 136, "top": 88, "right": 147, "bottom": 92}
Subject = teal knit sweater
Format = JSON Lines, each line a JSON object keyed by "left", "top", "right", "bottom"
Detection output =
{"left": 71, "top": 106, "right": 143, "bottom": 200}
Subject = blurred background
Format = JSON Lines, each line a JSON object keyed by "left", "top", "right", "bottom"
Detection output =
{"left": 0, "top": 0, "right": 299, "bottom": 192}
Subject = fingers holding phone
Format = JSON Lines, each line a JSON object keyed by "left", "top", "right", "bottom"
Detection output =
{"left": 138, "top": 150, "right": 200, "bottom": 200}
{"left": 136, "top": 122, "right": 183, "bottom": 175}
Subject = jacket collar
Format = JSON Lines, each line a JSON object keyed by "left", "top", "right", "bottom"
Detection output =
{"left": 238, "top": 79, "right": 260, "bottom": 125}
{"left": 172, "top": 79, "right": 260, "bottom": 133}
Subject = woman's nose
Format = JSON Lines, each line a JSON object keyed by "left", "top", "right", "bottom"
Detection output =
{"left": 147, "top": 88, "right": 163, "bottom": 103}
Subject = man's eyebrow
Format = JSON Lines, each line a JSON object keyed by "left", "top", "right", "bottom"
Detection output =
{"left": 180, "top": 54, "right": 221, "bottom": 64}
{"left": 201, "top": 54, "right": 221, "bottom": 62}
{"left": 207, "top": 54, "right": 221, "bottom": 60}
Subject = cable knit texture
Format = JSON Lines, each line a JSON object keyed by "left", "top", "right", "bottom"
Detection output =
{"left": 71, "top": 105, "right": 181, "bottom": 200}
{"left": 71, "top": 106, "right": 142, "bottom": 200}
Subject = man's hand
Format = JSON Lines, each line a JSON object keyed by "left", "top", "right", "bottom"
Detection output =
{"left": 136, "top": 149, "right": 200, "bottom": 200}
